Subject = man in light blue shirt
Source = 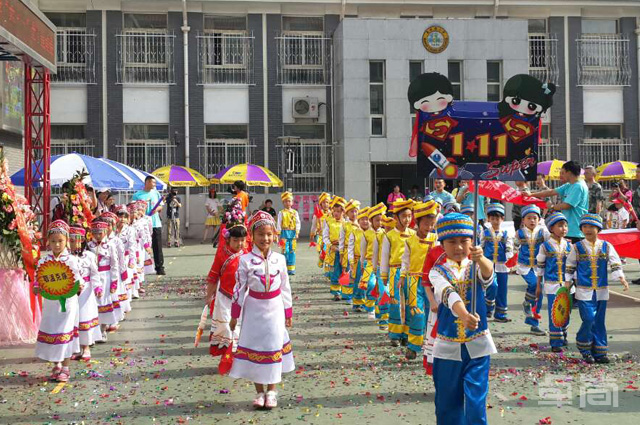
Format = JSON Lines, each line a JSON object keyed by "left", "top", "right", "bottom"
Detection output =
{"left": 532, "top": 161, "right": 588, "bottom": 241}
{"left": 432, "top": 179, "right": 455, "bottom": 206}
{"left": 456, "top": 181, "right": 486, "bottom": 221}
{"left": 133, "top": 176, "right": 166, "bottom": 275}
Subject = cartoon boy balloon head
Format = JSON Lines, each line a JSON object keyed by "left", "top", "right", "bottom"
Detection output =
{"left": 408, "top": 72, "right": 454, "bottom": 114}
{"left": 498, "top": 74, "right": 556, "bottom": 119}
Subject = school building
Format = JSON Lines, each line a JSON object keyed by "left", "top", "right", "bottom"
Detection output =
{"left": 6, "top": 0, "right": 640, "bottom": 233}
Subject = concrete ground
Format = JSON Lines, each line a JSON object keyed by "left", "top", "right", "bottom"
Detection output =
{"left": 1, "top": 239, "right": 639, "bottom": 425}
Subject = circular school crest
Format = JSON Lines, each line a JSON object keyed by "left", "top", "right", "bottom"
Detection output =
{"left": 422, "top": 26, "right": 449, "bottom": 54}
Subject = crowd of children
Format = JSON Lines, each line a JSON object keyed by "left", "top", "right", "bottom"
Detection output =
{"left": 34, "top": 201, "right": 154, "bottom": 383}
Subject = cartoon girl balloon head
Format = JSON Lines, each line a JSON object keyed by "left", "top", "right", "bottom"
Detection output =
{"left": 408, "top": 72, "right": 454, "bottom": 114}
{"left": 498, "top": 74, "right": 556, "bottom": 118}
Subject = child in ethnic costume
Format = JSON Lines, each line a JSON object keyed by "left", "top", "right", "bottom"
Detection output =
{"left": 339, "top": 199, "right": 360, "bottom": 302}
{"left": 101, "top": 211, "right": 128, "bottom": 325}
{"left": 229, "top": 211, "right": 294, "bottom": 410}
{"left": 514, "top": 205, "right": 549, "bottom": 335}
{"left": 400, "top": 201, "right": 438, "bottom": 359}
{"left": 276, "top": 191, "right": 300, "bottom": 276}
{"left": 565, "top": 214, "right": 629, "bottom": 364}
{"left": 323, "top": 196, "right": 347, "bottom": 301}
{"left": 360, "top": 203, "right": 387, "bottom": 321}
{"left": 381, "top": 199, "right": 416, "bottom": 346}
{"left": 372, "top": 214, "right": 396, "bottom": 329}
{"left": 536, "top": 212, "right": 571, "bottom": 352}
{"left": 430, "top": 213, "right": 496, "bottom": 425}
{"left": 88, "top": 220, "right": 120, "bottom": 342}
{"left": 35, "top": 220, "right": 82, "bottom": 382}
{"left": 481, "top": 203, "right": 514, "bottom": 322}
{"left": 206, "top": 202, "right": 248, "bottom": 356}
{"left": 69, "top": 226, "right": 102, "bottom": 360}
{"left": 115, "top": 206, "right": 137, "bottom": 312}
{"left": 311, "top": 192, "right": 331, "bottom": 268}
{"left": 350, "top": 206, "right": 369, "bottom": 312}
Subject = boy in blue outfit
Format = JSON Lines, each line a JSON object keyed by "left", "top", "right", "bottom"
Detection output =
{"left": 430, "top": 213, "right": 496, "bottom": 425}
{"left": 481, "top": 203, "right": 514, "bottom": 322}
{"left": 536, "top": 212, "right": 571, "bottom": 353}
{"left": 565, "top": 213, "right": 629, "bottom": 363}
{"left": 514, "top": 205, "right": 549, "bottom": 336}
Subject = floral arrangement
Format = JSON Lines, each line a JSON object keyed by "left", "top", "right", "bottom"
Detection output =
{"left": 56, "top": 171, "right": 95, "bottom": 231}
{"left": 221, "top": 198, "right": 246, "bottom": 239}
{"left": 0, "top": 151, "right": 41, "bottom": 275}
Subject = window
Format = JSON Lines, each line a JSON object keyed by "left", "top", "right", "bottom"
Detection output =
{"left": 51, "top": 125, "right": 93, "bottom": 156}
{"left": 46, "top": 13, "right": 95, "bottom": 83}
{"left": 409, "top": 60, "right": 424, "bottom": 113}
{"left": 202, "top": 124, "right": 251, "bottom": 176}
{"left": 280, "top": 124, "right": 330, "bottom": 193}
{"left": 448, "top": 61, "right": 463, "bottom": 100}
{"left": 582, "top": 19, "right": 618, "bottom": 35}
{"left": 277, "top": 17, "right": 330, "bottom": 85}
{"left": 487, "top": 61, "right": 502, "bottom": 102}
{"left": 199, "top": 16, "right": 253, "bottom": 84}
{"left": 540, "top": 123, "right": 551, "bottom": 140}
{"left": 528, "top": 19, "right": 546, "bottom": 33}
{"left": 121, "top": 124, "right": 173, "bottom": 172}
{"left": 46, "top": 13, "right": 86, "bottom": 28}
{"left": 370, "top": 61, "right": 385, "bottom": 137}
{"left": 206, "top": 125, "right": 248, "bottom": 139}
{"left": 583, "top": 125, "right": 622, "bottom": 139}
{"left": 118, "top": 14, "right": 174, "bottom": 84}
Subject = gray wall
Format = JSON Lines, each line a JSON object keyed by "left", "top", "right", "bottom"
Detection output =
{"left": 621, "top": 17, "right": 640, "bottom": 162}
{"left": 248, "top": 14, "right": 264, "bottom": 167}
{"left": 266, "top": 14, "right": 283, "bottom": 189}
{"left": 86, "top": 10, "right": 103, "bottom": 156}
{"left": 334, "top": 18, "right": 529, "bottom": 205}
{"left": 169, "top": 12, "right": 186, "bottom": 165}
{"left": 549, "top": 17, "right": 567, "bottom": 159}
{"left": 188, "top": 12, "right": 205, "bottom": 164}
{"left": 106, "top": 11, "right": 123, "bottom": 158}
{"left": 567, "top": 17, "right": 584, "bottom": 157}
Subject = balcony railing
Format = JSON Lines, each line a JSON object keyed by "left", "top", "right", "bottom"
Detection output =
{"left": 198, "top": 140, "right": 255, "bottom": 177}
{"left": 577, "top": 138, "right": 633, "bottom": 166}
{"left": 51, "top": 140, "right": 95, "bottom": 157}
{"left": 528, "top": 33, "right": 559, "bottom": 85}
{"left": 116, "top": 141, "right": 176, "bottom": 173}
{"left": 276, "top": 34, "right": 332, "bottom": 85}
{"left": 116, "top": 31, "right": 175, "bottom": 84}
{"left": 197, "top": 32, "right": 255, "bottom": 85}
{"left": 537, "top": 138, "right": 561, "bottom": 163}
{"left": 577, "top": 34, "right": 632, "bottom": 86}
{"left": 51, "top": 29, "right": 96, "bottom": 84}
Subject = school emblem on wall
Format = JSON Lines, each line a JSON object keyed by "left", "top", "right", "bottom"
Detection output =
{"left": 422, "top": 26, "right": 449, "bottom": 54}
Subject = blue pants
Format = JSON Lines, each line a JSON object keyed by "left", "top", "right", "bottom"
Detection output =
{"left": 577, "top": 293, "right": 608, "bottom": 358}
{"left": 547, "top": 293, "right": 569, "bottom": 348}
{"left": 388, "top": 267, "right": 405, "bottom": 341}
{"left": 361, "top": 261, "right": 376, "bottom": 313}
{"left": 280, "top": 229, "right": 297, "bottom": 275}
{"left": 374, "top": 269, "right": 389, "bottom": 327}
{"left": 351, "top": 260, "right": 365, "bottom": 309}
{"left": 522, "top": 269, "right": 543, "bottom": 327}
{"left": 494, "top": 272, "right": 509, "bottom": 320}
{"left": 325, "top": 250, "right": 342, "bottom": 296}
{"left": 407, "top": 279, "right": 427, "bottom": 353}
{"left": 485, "top": 276, "right": 497, "bottom": 315}
{"left": 433, "top": 346, "right": 491, "bottom": 425}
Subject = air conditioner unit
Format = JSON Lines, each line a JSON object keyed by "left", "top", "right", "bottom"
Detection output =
{"left": 292, "top": 97, "right": 319, "bottom": 119}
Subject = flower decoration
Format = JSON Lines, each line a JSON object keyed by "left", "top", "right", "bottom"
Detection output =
{"left": 36, "top": 260, "right": 80, "bottom": 312}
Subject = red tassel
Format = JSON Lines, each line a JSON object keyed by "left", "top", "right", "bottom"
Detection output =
{"left": 379, "top": 292, "right": 391, "bottom": 306}
{"left": 339, "top": 272, "right": 350, "bottom": 286}
{"left": 279, "top": 239, "right": 286, "bottom": 248}
{"left": 309, "top": 241, "right": 317, "bottom": 247}
{"left": 218, "top": 345, "right": 234, "bottom": 375}
{"left": 532, "top": 305, "right": 542, "bottom": 320}
{"left": 506, "top": 252, "right": 518, "bottom": 268}
{"left": 370, "top": 285, "right": 379, "bottom": 298}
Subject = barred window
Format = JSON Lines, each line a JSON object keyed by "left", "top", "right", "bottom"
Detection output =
{"left": 51, "top": 125, "right": 93, "bottom": 156}
{"left": 487, "top": 61, "right": 502, "bottom": 102}
{"left": 448, "top": 61, "right": 463, "bottom": 100}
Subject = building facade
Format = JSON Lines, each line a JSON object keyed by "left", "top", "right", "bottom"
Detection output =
{"left": 34, "top": 0, "right": 640, "bottom": 210}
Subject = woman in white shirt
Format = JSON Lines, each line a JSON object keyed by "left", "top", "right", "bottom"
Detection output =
{"left": 203, "top": 188, "right": 222, "bottom": 244}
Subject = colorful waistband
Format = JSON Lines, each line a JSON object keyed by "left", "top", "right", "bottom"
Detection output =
{"left": 249, "top": 288, "right": 281, "bottom": 300}
{"left": 98, "top": 265, "right": 110, "bottom": 272}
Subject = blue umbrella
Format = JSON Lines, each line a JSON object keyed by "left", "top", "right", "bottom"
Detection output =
{"left": 97, "top": 158, "right": 166, "bottom": 191}
{"left": 11, "top": 153, "right": 165, "bottom": 191}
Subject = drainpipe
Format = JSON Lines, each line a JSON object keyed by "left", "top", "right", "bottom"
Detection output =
{"left": 493, "top": 0, "right": 500, "bottom": 18}
{"left": 341, "top": 0, "right": 347, "bottom": 20}
{"left": 182, "top": 0, "right": 191, "bottom": 232}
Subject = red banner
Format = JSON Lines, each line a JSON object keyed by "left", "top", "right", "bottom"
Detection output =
{"left": 599, "top": 229, "right": 640, "bottom": 260}
{"left": 468, "top": 181, "right": 547, "bottom": 210}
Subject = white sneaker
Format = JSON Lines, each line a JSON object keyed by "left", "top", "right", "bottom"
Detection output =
{"left": 368, "top": 311, "right": 376, "bottom": 320}
{"left": 252, "top": 392, "right": 265, "bottom": 409}
{"left": 265, "top": 391, "right": 278, "bottom": 409}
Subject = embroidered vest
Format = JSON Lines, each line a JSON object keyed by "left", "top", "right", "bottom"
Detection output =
{"left": 575, "top": 240, "right": 609, "bottom": 290}
{"left": 434, "top": 263, "right": 488, "bottom": 343}
{"left": 542, "top": 240, "right": 571, "bottom": 282}
{"left": 385, "top": 228, "right": 416, "bottom": 267}
{"left": 482, "top": 228, "right": 508, "bottom": 263}
{"left": 517, "top": 227, "right": 545, "bottom": 267}
{"left": 281, "top": 209, "right": 297, "bottom": 230}
{"left": 406, "top": 233, "right": 437, "bottom": 274}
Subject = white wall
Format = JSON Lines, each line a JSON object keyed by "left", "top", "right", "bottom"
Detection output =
{"left": 51, "top": 86, "right": 87, "bottom": 123}
{"left": 123, "top": 87, "right": 169, "bottom": 123}
{"left": 583, "top": 87, "right": 624, "bottom": 124}
{"left": 203, "top": 86, "right": 249, "bottom": 124}
{"left": 282, "top": 87, "right": 328, "bottom": 124}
